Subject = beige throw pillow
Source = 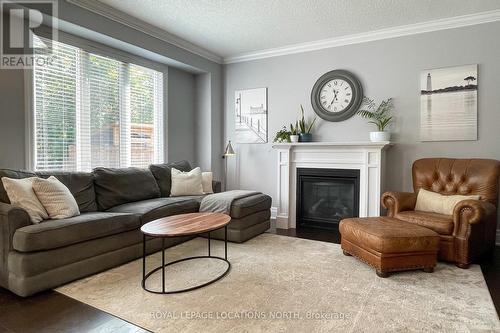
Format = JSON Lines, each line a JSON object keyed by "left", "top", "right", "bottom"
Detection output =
{"left": 202, "top": 172, "right": 214, "bottom": 194}
{"left": 32, "top": 176, "right": 80, "bottom": 219}
{"left": 170, "top": 167, "right": 204, "bottom": 196}
{"left": 415, "top": 188, "right": 480, "bottom": 215}
{"left": 1, "top": 177, "right": 49, "bottom": 223}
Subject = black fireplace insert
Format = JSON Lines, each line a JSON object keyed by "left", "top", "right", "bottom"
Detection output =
{"left": 296, "top": 168, "right": 360, "bottom": 229}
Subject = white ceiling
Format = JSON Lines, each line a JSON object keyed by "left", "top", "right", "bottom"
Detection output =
{"left": 96, "top": 0, "right": 500, "bottom": 61}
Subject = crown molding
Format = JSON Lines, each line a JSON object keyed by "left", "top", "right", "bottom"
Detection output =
{"left": 65, "top": 0, "right": 223, "bottom": 64}
{"left": 223, "top": 9, "right": 500, "bottom": 64}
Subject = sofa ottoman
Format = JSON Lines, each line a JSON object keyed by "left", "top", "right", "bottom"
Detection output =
{"left": 339, "top": 217, "right": 440, "bottom": 277}
{"left": 207, "top": 194, "right": 272, "bottom": 243}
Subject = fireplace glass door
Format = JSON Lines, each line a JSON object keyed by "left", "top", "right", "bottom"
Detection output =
{"left": 296, "top": 168, "right": 360, "bottom": 229}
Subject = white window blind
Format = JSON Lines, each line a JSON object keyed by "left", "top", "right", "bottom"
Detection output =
{"left": 33, "top": 38, "right": 164, "bottom": 171}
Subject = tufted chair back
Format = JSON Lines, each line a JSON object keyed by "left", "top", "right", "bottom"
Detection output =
{"left": 412, "top": 158, "right": 500, "bottom": 206}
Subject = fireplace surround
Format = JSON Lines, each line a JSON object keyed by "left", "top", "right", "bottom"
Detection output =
{"left": 272, "top": 142, "right": 391, "bottom": 229}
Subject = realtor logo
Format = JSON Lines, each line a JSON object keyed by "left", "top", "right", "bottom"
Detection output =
{"left": 0, "top": 0, "right": 57, "bottom": 68}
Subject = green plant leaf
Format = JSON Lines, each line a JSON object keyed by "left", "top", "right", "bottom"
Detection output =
{"left": 357, "top": 110, "right": 375, "bottom": 119}
{"left": 359, "top": 97, "right": 394, "bottom": 130}
{"left": 307, "top": 117, "right": 317, "bottom": 133}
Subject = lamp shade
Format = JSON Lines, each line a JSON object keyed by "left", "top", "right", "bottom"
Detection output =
{"left": 224, "top": 140, "right": 236, "bottom": 156}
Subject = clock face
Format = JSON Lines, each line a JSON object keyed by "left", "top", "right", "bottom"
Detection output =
{"left": 311, "top": 70, "right": 363, "bottom": 122}
{"left": 319, "top": 79, "right": 353, "bottom": 113}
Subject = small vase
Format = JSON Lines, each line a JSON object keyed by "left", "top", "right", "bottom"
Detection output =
{"left": 299, "top": 133, "right": 313, "bottom": 142}
{"left": 290, "top": 135, "right": 299, "bottom": 143}
{"left": 370, "top": 131, "right": 391, "bottom": 142}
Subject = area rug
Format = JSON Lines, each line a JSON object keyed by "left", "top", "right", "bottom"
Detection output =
{"left": 56, "top": 233, "right": 500, "bottom": 332}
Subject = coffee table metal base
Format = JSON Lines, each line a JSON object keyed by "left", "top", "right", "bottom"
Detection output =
{"left": 141, "top": 226, "right": 230, "bottom": 294}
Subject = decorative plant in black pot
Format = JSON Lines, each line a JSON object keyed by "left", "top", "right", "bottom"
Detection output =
{"left": 298, "top": 105, "right": 317, "bottom": 142}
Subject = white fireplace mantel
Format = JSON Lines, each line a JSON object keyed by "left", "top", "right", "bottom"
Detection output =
{"left": 272, "top": 141, "right": 392, "bottom": 229}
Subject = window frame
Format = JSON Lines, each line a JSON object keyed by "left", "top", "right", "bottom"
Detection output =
{"left": 25, "top": 28, "right": 168, "bottom": 171}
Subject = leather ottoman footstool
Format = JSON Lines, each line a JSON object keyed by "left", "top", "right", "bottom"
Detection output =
{"left": 339, "top": 217, "right": 440, "bottom": 277}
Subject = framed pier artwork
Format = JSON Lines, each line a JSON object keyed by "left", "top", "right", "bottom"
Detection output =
{"left": 234, "top": 87, "right": 268, "bottom": 143}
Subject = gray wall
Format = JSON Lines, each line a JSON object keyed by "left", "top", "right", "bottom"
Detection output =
{"left": 0, "top": 1, "right": 224, "bottom": 178}
{"left": 224, "top": 22, "right": 500, "bottom": 208}
{"left": 0, "top": 69, "right": 26, "bottom": 169}
{"left": 194, "top": 73, "right": 212, "bottom": 171}
{"left": 167, "top": 67, "right": 196, "bottom": 163}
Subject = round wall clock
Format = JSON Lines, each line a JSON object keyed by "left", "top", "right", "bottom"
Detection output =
{"left": 311, "top": 69, "right": 363, "bottom": 122}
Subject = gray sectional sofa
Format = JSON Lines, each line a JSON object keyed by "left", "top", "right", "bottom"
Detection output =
{"left": 0, "top": 160, "right": 271, "bottom": 297}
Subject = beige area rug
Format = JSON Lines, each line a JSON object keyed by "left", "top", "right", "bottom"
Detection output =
{"left": 56, "top": 233, "right": 500, "bottom": 332}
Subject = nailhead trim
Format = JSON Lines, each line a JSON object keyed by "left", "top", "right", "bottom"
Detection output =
{"left": 343, "top": 249, "right": 436, "bottom": 272}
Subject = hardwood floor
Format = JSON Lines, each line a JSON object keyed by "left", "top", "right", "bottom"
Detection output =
{"left": 1, "top": 224, "right": 499, "bottom": 332}
{"left": 0, "top": 289, "right": 150, "bottom": 333}
{"left": 268, "top": 223, "right": 500, "bottom": 316}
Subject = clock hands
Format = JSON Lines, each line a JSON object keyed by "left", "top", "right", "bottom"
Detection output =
{"left": 328, "top": 97, "right": 335, "bottom": 108}
{"left": 327, "top": 89, "right": 340, "bottom": 111}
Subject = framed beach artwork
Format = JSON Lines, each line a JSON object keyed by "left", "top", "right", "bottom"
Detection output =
{"left": 234, "top": 87, "right": 268, "bottom": 143}
{"left": 420, "top": 64, "right": 477, "bottom": 141}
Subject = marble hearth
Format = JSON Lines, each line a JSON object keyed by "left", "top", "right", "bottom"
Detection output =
{"left": 272, "top": 142, "right": 391, "bottom": 229}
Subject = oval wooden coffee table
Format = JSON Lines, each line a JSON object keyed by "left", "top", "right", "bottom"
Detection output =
{"left": 140, "top": 212, "right": 231, "bottom": 294}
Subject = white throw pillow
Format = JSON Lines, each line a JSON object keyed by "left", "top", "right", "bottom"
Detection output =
{"left": 1, "top": 177, "right": 49, "bottom": 223}
{"left": 415, "top": 188, "right": 480, "bottom": 215}
{"left": 202, "top": 172, "right": 214, "bottom": 194}
{"left": 32, "top": 176, "right": 80, "bottom": 219}
{"left": 170, "top": 167, "right": 204, "bottom": 196}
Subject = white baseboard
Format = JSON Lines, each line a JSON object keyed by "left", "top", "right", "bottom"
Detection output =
{"left": 270, "top": 206, "right": 277, "bottom": 219}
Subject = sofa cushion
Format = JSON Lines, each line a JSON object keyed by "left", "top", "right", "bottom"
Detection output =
{"left": 170, "top": 167, "right": 204, "bottom": 196}
{"left": 415, "top": 188, "right": 480, "bottom": 216}
{"left": 9, "top": 229, "right": 143, "bottom": 277}
{"left": 228, "top": 209, "right": 271, "bottom": 230}
{"left": 202, "top": 172, "right": 214, "bottom": 194}
{"left": 93, "top": 167, "right": 160, "bottom": 211}
{"left": 32, "top": 176, "right": 80, "bottom": 219}
{"left": 36, "top": 171, "right": 97, "bottom": 212}
{"left": 395, "top": 211, "right": 454, "bottom": 235}
{"left": 8, "top": 230, "right": 192, "bottom": 278}
{"left": 13, "top": 212, "right": 141, "bottom": 252}
{"left": 0, "top": 169, "right": 36, "bottom": 204}
{"left": 1, "top": 177, "right": 48, "bottom": 223}
{"left": 149, "top": 160, "right": 192, "bottom": 197}
{"left": 340, "top": 217, "right": 440, "bottom": 253}
{"left": 230, "top": 194, "right": 272, "bottom": 218}
{"left": 107, "top": 197, "right": 201, "bottom": 223}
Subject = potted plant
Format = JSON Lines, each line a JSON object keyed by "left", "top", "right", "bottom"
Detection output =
{"left": 298, "top": 105, "right": 317, "bottom": 142}
{"left": 273, "top": 126, "right": 291, "bottom": 143}
{"left": 289, "top": 122, "right": 299, "bottom": 143}
{"left": 357, "top": 97, "right": 394, "bottom": 142}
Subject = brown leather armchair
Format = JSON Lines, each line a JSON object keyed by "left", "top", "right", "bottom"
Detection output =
{"left": 382, "top": 158, "right": 500, "bottom": 268}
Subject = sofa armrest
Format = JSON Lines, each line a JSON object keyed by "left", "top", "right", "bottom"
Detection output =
{"left": 452, "top": 199, "right": 496, "bottom": 238}
{"left": 381, "top": 191, "right": 417, "bottom": 217}
{"left": 212, "top": 180, "right": 222, "bottom": 193}
{"left": 0, "top": 202, "right": 30, "bottom": 248}
{"left": 0, "top": 202, "right": 30, "bottom": 286}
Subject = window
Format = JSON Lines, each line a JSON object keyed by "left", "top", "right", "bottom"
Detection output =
{"left": 33, "top": 38, "right": 164, "bottom": 171}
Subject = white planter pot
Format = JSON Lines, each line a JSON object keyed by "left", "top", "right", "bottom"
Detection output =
{"left": 290, "top": 135, "right": 299, "bottom": 143}
{"left": 370, "top": 131, "right": 391, "bottom": 142}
